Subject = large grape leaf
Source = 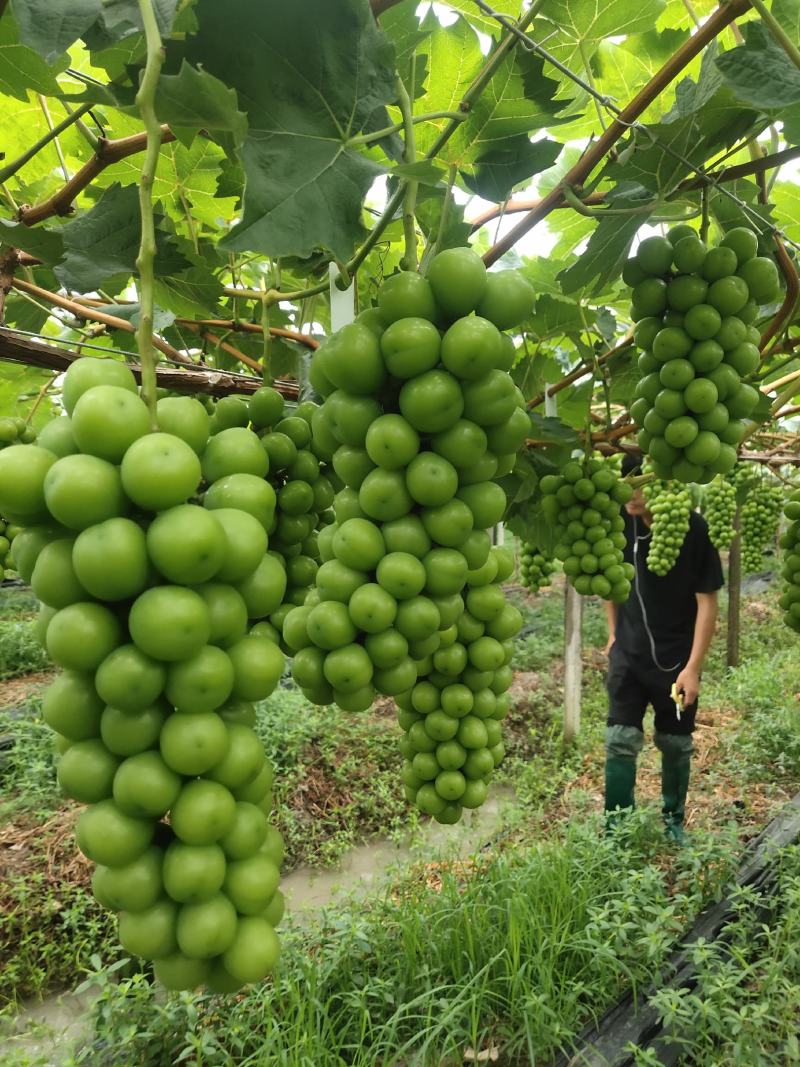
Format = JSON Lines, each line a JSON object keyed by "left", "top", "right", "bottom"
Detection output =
{"left": 81, "top": 0, "right": 179, "bottom": 48}
{"left": 12, "top": 0, "right": 102, "bottom": 63}
{"left": 442, "top": 0, "right": 525, "bottom": 37}
{"left": 54, "top": 183, "right": 189, "bottom": 292}
{"left": 187, "top": 0, "right": 396, "bottom": 260}
{"left": 716, "top": 22, "right": 800, "bottom": 110}
{"left": 533, "top": 0, "right": 667, "bottom": 69}
{"left": 773, "top": 0, "right": 800, "bottom": 41}
{"left": 461, "top": 137, "right": 563, "bottom": 202}
{"left": 153, "top": 264, "right": 224, "bottom": 318}
{"left": 0, "top": 17, "right": 67, "bottom": 101}
{"left": 415, "top": 16, "right": 571, "bottom": 171}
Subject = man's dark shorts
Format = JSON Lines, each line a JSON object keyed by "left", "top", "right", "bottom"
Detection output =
{"left": 606, "top": 643, "right": 697, "bottom": 736}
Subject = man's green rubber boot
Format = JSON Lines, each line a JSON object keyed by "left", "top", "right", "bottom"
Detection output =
{"left": 604, "top": 725, "right": 644, "bottom": 831}
{"left": 655, "top": 732, "right": 693, "bottom": 845}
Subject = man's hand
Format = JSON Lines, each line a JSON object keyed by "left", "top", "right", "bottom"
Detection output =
{"left": 675, "top": 664, "right": 701, "bottom": 706}
{"left": 602, "top": 637, "right": 615, "bottom": 656}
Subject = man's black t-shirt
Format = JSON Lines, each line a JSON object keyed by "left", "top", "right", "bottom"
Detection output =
{"left": 614, "top": 510, "right": 724, "bottom": 668}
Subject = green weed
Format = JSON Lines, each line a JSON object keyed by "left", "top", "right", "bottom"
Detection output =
{"left": 0, "top": 700, "right": 61, "bottom": 820}
{"left": 0, "top": 620, "right": 48, "bottom": 680}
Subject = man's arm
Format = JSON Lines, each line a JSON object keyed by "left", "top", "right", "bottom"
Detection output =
{"left": 675, "top": 590, "right": 718, "bottom": 705}
{"left": 603, "top": 600, "right": 618, "bottom": 655}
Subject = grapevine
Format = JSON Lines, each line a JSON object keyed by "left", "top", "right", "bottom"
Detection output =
{"left": 1, "top": 357, "right": 288, "bottom": 994}
{"left": 539, "top": 458, "right": 634, "bottom": 602}
{"left": 626, "top": 225, "right": 780, "bottom": 484}
{"left": 703, "top": 476, "right": 737, "bottom": 550}
{"left": 643, "top": 479, "right": 692, "bottom": 576}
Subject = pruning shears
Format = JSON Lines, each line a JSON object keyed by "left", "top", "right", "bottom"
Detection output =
{"left": 671, "top": 682, "right": 685, "bottom": 722}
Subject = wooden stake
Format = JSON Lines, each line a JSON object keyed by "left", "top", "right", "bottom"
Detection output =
{"left": 727, "top": 506, "right": 742, "bottom": 669}
{"left": 564, "top": 583, "right": 583, "bottom": 742}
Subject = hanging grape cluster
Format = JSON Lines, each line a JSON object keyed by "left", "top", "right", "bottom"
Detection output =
{"left": 539, "top": 458, "right": 634, "bottom": 602}
{"left": 519, "top": 542, "right": 556, "bottom": 592}
{"left": 703, "top": 475, "right": 737, "bottom": 550}
{"left": 2, "top": 358, "right": 290, "bottom": 995}
{"left": 283, "top": 247, "right": 534, "bottom": 822}
{"left": 643, "top": 479, "right": 692, "bottom": 576}
{"left": 779, "top": 490, "right": 800, "bottom": 632}
{"left": 625, "top": 224, "right": 779, "bottom": 484}
{"left": 740, "top": 479, "right": 783, "bottom": 572}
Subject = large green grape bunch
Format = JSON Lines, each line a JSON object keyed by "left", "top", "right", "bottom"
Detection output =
{"left": 282, "top": 248, "right": 532, "bottom": 813}
{"left": 2, "top": 357, "right": 289, "bottom": 995}
{"left": 740, "top": 478, "right": 784, "bottom": 572}
{"left": 395, "top": 544, "right": 518, "bottom": 824}
{"left": 519, "top": 542, "right": 556, "bottom": 592}
{"left": 625, "top": 224, "right": 779, "bottom": 483}
{"left": 643, "top": 479, "right": 692, "bottom": 576}
{"left": 538, "top": 458, "right": 634, "bottom": 602}
{"left": 779, "top": 490, "right": 800, "bottom": 632}
{"left": 703, "top": 475, "right": 737, "bottom": 550}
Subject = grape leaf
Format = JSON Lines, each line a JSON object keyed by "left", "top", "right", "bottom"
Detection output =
{"left": 12, "top": 0, "right": 102, "bottom": 63}
{"left": 82, "top": 0, "right": 179, "bottom": 45}
{"left": 443, "top": 0, "right": 525, "bottom": 37}
{"left": 528, "top": 412, "right": 580, "bottom": 448}
{"left": 716, "top": 21, "right": 800, "bottom": 110}
{"left": 557, "top": 195, "right": 650, "bottom": 295}
{"left": 102, "top": 303, "right": 176, "bottom": 331}
{"left": 461, "top": 137, "right": 563, "bottom": 202}
{"left": 527, "top": 294, "right": 592, "bottom": 339}
{"left": 54, "top": 183, "right": 189, "bottom": 292}
{"left": 376, "top": 5, "right": 431, "bottom": 97}
{"left": 553, "top": 380, "right": 592, "bottom": 429}
{"left": 0, "top": 219, "right": 64, "bottom": 264}
{"left": 0, "top": 17, "right": 67, "bottom": 101}
{"left": 154, "top": 62, "right": 247, "bottom": 146}
{"left": 187, "top": 0, "right": 396, "bottom": 260}
{"left": 415, "top": 16, "right": 571, "bottom": 169}
{"left": 533, "top": 0, "right": 667, "bottom": 68}
{"left": 772, "top": 0, "right": 800, "bottom": 40}
{"left": 153, "top": 264, "right": 224, "bottom": 318}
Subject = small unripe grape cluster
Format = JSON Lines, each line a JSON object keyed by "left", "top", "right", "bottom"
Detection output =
{"left": 703, "top": 475, "right": 737, "bottom": 550}
{"left": 519, "top": 542, "right": 556, "bottom": 592}
{"left": 643, "top": 479, "right": 692, "bottom": 576}
{"left": 396, "top": 544, "right": 518, "bottom": 824}
{"left": 283, "top": 246, "right": 534, "bottom": 820}
{"left": 779, "top": 491, "right": 800, "bottom": 632}
{"left": 539, "top": 458, "right": 634, "bottom": 602}
{"left": 625, "top": 224, "right": 779, "bottom": 484}
{"left": 1, "top": 357, "right": 290, "bottom": 995}
{"left": 0, "top": 415, "right": 36, "bottom": 449}
{"left": 0, "top": 516, "right": 22, "bottom": 577}
{"left": 740, "top": 479, "right": 783, "bottom": 573}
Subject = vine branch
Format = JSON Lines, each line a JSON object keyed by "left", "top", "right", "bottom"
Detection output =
{"left": 134, "top": 0, "right": 166, "bottom": 426}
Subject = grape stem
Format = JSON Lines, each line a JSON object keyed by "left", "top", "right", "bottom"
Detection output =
{"left": 134, "top": 0, "right": 166, "bottom": 429}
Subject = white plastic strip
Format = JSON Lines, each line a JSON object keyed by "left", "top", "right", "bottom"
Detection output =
{"left": 329, "top": 263, "right": 356, "bottom": 331}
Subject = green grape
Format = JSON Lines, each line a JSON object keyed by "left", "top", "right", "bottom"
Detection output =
{"left": 624, "top": 226, "right": 777, "bottom": 484}
{"left": 703, "top": 475, "right": 736, "bottom": 550}
{"left": 538, "top": 457, "right": 634, "bottom": 603}
{"left": 779, "top": 489, "right": 800, "bottom": 633}
{"left": 643, "top": 478, "right": 692, "bottom": 576}
{"left": 740, "top": 478, "right": 783, "bottom": 573}
{"left": 519, "top": 541, "right": 556, "bottom": 592}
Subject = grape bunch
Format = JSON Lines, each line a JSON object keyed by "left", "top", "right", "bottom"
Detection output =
{"left": 643, "top": 479, "right": 692, "bottom": 576}
{"left": 2, "top": 357, "right": 289, "bottom": 995}
{"left": 626, "top": 225, "right": 779, "bottom": 483}
{"left": 539, "top": 458, "right": 634, "bottom": 602}
{"left": 779, "top": 491, "right": 800, "bottom": 633}
{"left": 519, "top": 542, "right": 556, "bottom": 592}
{"left": 740, "top": 479, "right": 783, "bottom": 572}
{"left": 283, "top": 247, "right": 533, "bottom": 818}
{"left": 395, "top": 544, "right": 517, "bottom": 824}
{"left": 703, "top": 475, "right": 737, "bottom": 550}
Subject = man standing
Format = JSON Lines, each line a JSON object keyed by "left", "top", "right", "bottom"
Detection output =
{"left": 603, "top": 453, "right": 723, "bottom": 842}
